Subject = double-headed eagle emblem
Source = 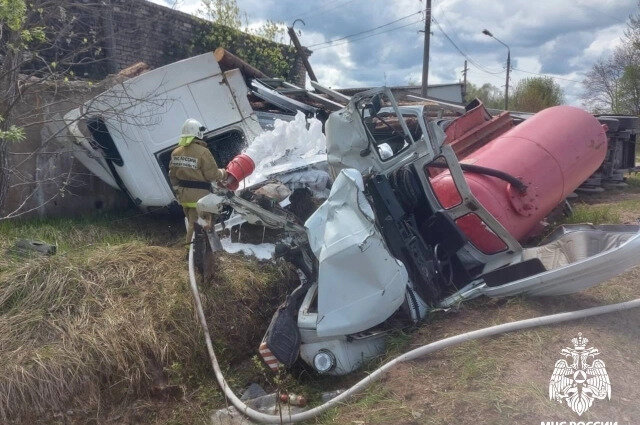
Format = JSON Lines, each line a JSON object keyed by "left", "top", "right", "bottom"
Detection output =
{"left": 549, "top": 333, "right": 611, "bottom": 416}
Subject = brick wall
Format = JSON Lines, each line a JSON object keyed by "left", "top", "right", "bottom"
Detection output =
{"left": 105, "top": 0, "right": 203, "bottom": 71}
{"left": 96, "top": 0, "right": 309, "bottom": 86}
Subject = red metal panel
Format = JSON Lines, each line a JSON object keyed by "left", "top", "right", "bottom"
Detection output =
{"left": 444, "top": 102, "right": 514, "bottom": 160}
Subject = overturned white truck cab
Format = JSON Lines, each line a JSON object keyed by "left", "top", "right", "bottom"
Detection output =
{"left": 60, "top": 53, "right": 264, "bottom": 209}
{"left": 196, "top": 87, "right": 640, "bottom": 376}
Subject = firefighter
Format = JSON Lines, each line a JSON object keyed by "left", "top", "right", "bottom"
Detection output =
{"left": 169, "top": 118, "right": 228, "bottom": 244}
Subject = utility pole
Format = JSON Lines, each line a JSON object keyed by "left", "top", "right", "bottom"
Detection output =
{"left": 288, "top": 21, "right": 318, "bottom": 83}
{"left": 421, "top": 0, "right": 431, "bottom": 97}
{"left": 482, "top": 29, "right": 510, "bottom": 110}
{"left": 462, "top": 60, "right": 468, "bottom": 103}
{"left": 505, "top": 49, "right": 511, "bottom": 110}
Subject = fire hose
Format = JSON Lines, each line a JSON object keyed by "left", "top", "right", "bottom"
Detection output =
{"left": 188, "top": 242, "right": 640, "bottom": 424}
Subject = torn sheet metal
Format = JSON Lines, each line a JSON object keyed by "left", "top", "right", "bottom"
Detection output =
{"left": 198, "top": 192, "right": 306, "bottom": 235}
{"left": 251, "top": 79, "right": 318, "bottom": 115}
{"left": 305, "top": 169, "right": 408, "bottom": 338}
{"left": 481, "top": 225, "right": 640, "bottom": 297}
{"left": 310, "top": 81, "right": 351, "bottom": 105}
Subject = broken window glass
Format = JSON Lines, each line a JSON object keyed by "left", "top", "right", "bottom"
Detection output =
{"left": 357, "top": 92, "right": 419, "bottom": 161}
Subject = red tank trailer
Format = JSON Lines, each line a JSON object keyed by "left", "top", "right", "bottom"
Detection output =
{"left": 430, "top": 106, "right": 608, "bottom": 253}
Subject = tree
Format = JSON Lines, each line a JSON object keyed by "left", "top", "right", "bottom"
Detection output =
{"left": 0, "top": 1, "right": 163, "bottom": 219}
{"left": 510, "top": 77, "right": 564, "bottom": 112}
{"left": 198, "top": 0, "right": 286, "bottom": 43}
{"left": 465, "top": 82, "right": 505, "bottom": 109}
{"left": 199, "top": 0, "right": 245, "bottom": 28}
{"left": 582, "top": 57, "right": 625, "bottom": 113}
{"left": 619, "top": 62, "right": 640, "bottom": 114}
{"left": 1, "top": 0, "right": 42, "bottom": 213}
{"left": 582, "top": 2, "right": 640, "bottom": 114}
{"left": 193, "top": 0, "right": 293, "bottom": 79}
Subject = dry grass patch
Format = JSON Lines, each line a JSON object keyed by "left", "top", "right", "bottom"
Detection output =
{"left": 0, "top": 214, "right": 299, "bottom": 423}
{"left": 0, "top": 243, "right": 196, "bottom": 421}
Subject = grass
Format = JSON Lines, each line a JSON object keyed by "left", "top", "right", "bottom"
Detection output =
{"left": 0, "top": 241, "right": 193, "bottom": 421}
{"left": 561, "top": 203, "right": 621, "bottom": 224}
{"left": 314, "top": 383, "right": 415, "bottom": 425}
{"left": 0, "top": 213, "right": 299, "bottom": 423}
{"left": 0, "top": 212, "right": 183, "bottom": 274}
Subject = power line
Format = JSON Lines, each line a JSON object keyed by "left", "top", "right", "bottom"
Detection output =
{"left": 438, "top": 6, "right": 470, "bottom": 56}
{"left": 431, "top": 15, "right": 582, "bottom": 85}
{"left": 313, "top": 17, "right": 426, "bottom": 51}
{"left": 306, "top": 10, "right": 424, "bottom": 48}
{"left": 431, "top": 16, "right": 504, "bottom": 75}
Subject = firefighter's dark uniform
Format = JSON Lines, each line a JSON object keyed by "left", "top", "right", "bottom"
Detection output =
{"left": 169, "top": 137, "right": 227, "bottom": 243}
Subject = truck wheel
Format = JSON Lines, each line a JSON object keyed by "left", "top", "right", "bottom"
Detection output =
{"left": 597, "top": 117, "right": 620, "bottom": 132}
{"left": 600, "top": 115, "right": 640, "bottom": 131}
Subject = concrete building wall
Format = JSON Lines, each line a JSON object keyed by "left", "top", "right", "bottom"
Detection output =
{"left": 1, "top": 79, "right": 131, "bottom": 219}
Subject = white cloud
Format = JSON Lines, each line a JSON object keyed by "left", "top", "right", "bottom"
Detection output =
{"left": 147, "top": 0, "right": 638, "bottom": 106}
{"left": 148, "top": 0, "right": 201, "bottom": 14}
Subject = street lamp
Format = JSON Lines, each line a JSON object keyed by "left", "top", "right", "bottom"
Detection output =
{"left": 482, "top": 29, "right": 511, "bottom": 110}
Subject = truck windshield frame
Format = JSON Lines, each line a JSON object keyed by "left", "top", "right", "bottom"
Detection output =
{"left": 356, "top": 94, "right": 417, "bottom": 162}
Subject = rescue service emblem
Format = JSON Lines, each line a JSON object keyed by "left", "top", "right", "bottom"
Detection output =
{"left": 549, "top": 333, "right": 611, "bottom": 416}
{"left": 170, "top": 156, "right": 199, "bottom": 169}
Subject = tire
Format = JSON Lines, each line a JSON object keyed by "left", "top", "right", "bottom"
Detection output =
{"left": 597, "top": 117, "right": 620, "bottom": 132}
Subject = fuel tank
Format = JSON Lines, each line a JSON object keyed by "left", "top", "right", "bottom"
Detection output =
{"left": 430, "top": 106, "right": 607, "bottom": 254}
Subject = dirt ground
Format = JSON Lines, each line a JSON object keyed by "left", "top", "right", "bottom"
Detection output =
{"left": 315, "top": 183, "right": 640, "bottom": 425}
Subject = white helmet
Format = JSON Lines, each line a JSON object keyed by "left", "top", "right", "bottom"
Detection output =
{"left": 181, "top": 118, "right": 206, "bottom": 139}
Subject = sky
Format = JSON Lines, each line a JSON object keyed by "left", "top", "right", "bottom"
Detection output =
{"left": 149, "top": 0, "right": 638, "bottom": 106}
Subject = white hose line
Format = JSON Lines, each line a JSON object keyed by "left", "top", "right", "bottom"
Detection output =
{"left": 189, "top": 244, "right": 640, "bottom": 424}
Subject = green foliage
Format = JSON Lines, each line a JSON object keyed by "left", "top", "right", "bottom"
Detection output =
{"left": 0, "top": 0, "right": 45, "bottom": 51}
{"left": 193, "top": 0, "right": 296, "bottom": 79}
{"left": 194, "top": 24, "right": 296, "bottom": 78}
{"left": 618, "top": 63, "right": 640, "bottom": 114}
{"left": 253, "top": 20, "right": 286, "bottom": 44}
{"left": 0, "top": 0, "right": 26, "bottom": 31}
{"left": 465, "top": 82, "right": 505, "bottom": 109}
{"left": 199, "top": 0, "right": 245, "bottom": 28}
{"left": 0, "top": 117, "right": 25, "bottom": 143}
{"left": 19, "top": 25, "right": 45, "bottom": 43}
{"left": 511, "top": 76, "right": 564, "bottom": 112}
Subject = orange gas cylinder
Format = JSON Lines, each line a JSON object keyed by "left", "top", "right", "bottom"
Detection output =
{"left": 430, "top": 106, "right": 607, "bottom": 254}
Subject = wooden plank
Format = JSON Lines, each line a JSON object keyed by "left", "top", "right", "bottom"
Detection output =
{"left": 214, "top": 48, "right": 267, "bottom": 80}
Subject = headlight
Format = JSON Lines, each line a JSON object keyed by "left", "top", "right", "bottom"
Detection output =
{"left": 313, "top": 350, "right": 336, "bottom": 373}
